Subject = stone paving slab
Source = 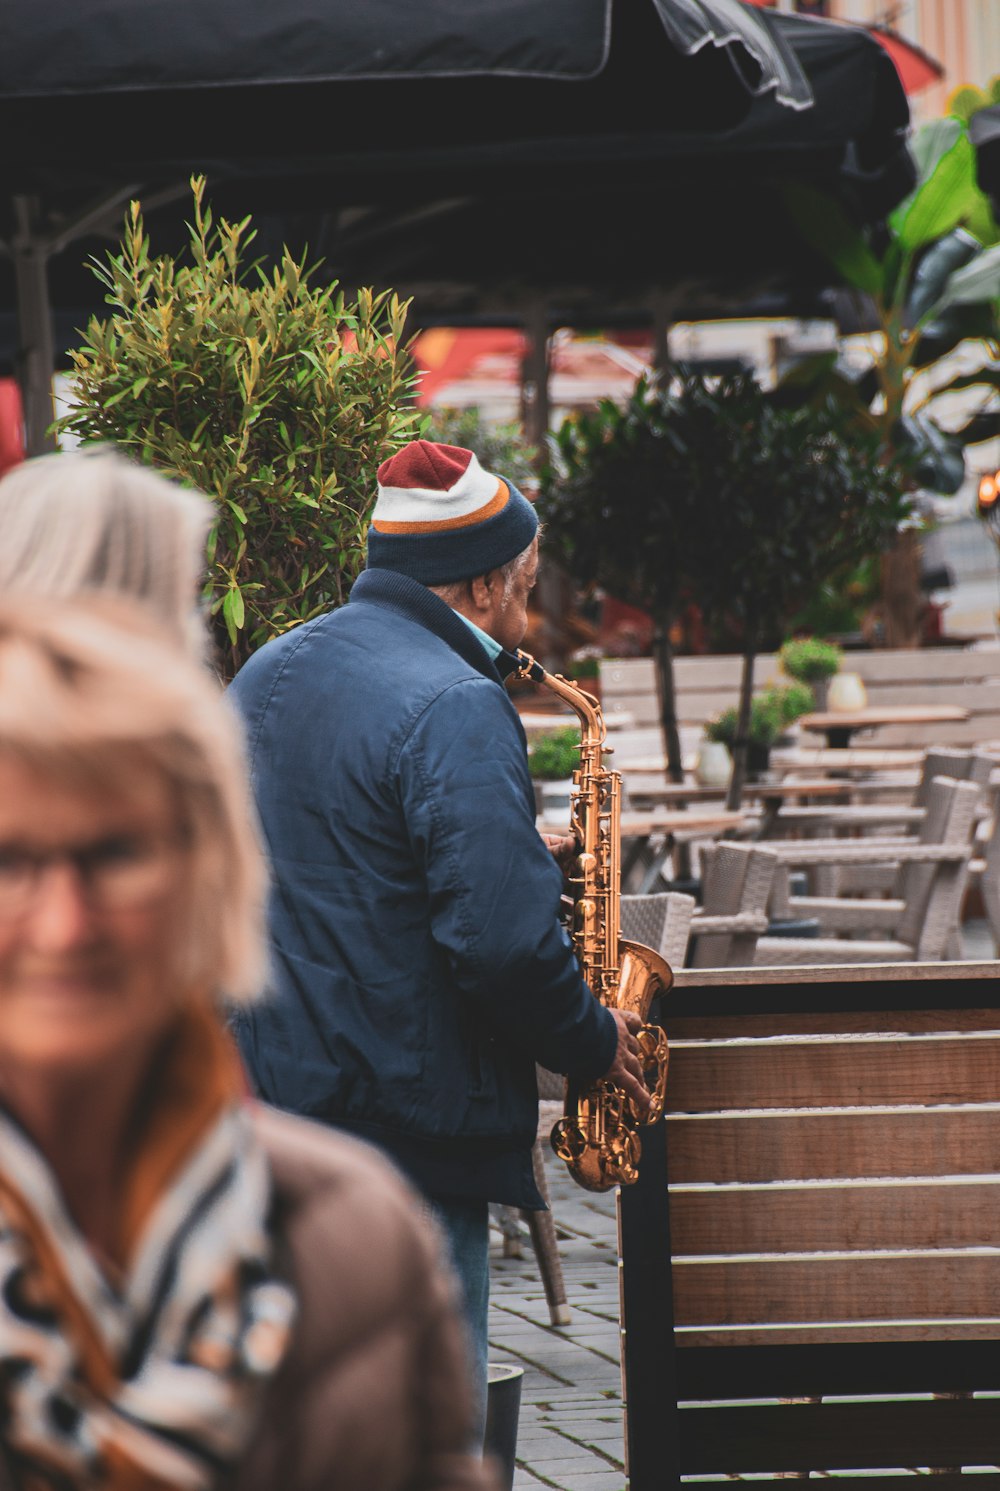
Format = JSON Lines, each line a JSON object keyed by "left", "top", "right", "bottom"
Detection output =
{"left": 488, "top": 1141, "right": 628, "bottom": 1491}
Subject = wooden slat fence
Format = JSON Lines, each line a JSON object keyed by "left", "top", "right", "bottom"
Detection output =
{"left": 619, "top": 962, "right": 1000, "bottom": 1490}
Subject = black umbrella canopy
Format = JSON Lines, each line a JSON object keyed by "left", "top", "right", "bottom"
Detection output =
{"left": 1, "top": 0, "right": 813, "bottom": 195}
{"left": 294, "top": 11, "right": 911, "bottom": 320}
{"left": 0, "top": 2, "right": 909, "bottom": 292}
{"left": 0, "top": 1, "right": 910, "bottom": 449}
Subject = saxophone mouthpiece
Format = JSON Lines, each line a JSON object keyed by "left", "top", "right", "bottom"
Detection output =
{"left": 514, "top": 649, "right": 547, "bottom": 685}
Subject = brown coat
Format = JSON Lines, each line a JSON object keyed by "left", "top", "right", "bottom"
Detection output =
{"left": 232, "top": 1104, "right": 498, "bottom": 1491}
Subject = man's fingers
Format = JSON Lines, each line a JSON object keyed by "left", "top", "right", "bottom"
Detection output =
{"left": 621, "top": 1070, "right": 651, "bottom": 1114}
{"left": 606, "top": 1054, "right": 651, "bottom": 1115}
{"left": 604, "top": 1008, "right": 653, "bottom": 1113}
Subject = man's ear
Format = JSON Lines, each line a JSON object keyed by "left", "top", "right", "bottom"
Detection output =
{"left": 468, "top": 573, "right": 495, "bottom": 614}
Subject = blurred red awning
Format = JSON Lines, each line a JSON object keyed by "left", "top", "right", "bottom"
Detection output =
{"left": 742, "top": 4, "right": 942, "bottom": 95}
{"left": 868, "top": 25, "right": 943, "bottom": 95}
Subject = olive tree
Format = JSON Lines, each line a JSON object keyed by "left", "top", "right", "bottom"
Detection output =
{"left": 539, "top": 371, "right": 910, "bottom": 804}
{"left": 59, "top": 178, "right": 419, "bottom": 677}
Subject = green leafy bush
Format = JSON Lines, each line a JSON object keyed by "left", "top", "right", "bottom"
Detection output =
{"left": 706, "top": 683, "right": 813, "bottom": 748}
{"left": 778, "top": 680, "right": 816, "bottom": 724}
{"left": 779, "top": 637, "right": 843, "bottom": 684}
{"left": 58, "top": 177, "right": 419, "bottom": 677}
{"left": 528, "top": 726, "right": 581, "bottom": 780}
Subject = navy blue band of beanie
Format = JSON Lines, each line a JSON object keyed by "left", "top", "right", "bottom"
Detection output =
{"left": 366, "top": 480, "right": 539, "bottom": 585}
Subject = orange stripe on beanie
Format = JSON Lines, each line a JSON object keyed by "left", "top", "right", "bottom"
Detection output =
{"left": 367, "top": 439, "right": 538, "bottom": 584}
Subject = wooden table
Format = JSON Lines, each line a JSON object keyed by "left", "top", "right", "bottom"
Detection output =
{"left": 799, "top": 704, "right": 971, "bottom": 749}
{"left": 537, "top": 807, "right": 746, "bottom": 837}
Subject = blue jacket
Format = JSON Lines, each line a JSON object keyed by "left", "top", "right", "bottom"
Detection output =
{"left": 229, "top": 569, "right": 617, "bottom": 1207}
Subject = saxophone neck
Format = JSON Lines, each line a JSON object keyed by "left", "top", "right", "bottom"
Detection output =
{"left": 512, "top": 649, "right": 606, "bottom": 743}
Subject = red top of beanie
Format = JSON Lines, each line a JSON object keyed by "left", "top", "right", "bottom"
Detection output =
{"left": 377, "top": 440, "right": 474, "bottom": 492}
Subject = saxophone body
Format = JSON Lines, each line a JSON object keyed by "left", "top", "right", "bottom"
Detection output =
{"left": 513, "top": 651, "right": 672, "bottom": 1193}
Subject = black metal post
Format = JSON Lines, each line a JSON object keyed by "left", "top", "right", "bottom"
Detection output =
{"left": 619, "top": 1113, "right": 682, "bottom": 1490}
{"left": 11, "top": 196, "right": 58, "bottom": 456}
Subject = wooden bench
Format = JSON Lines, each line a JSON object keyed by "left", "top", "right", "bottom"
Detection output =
{"left": 620, "top": 961, "right": 1000, "bottom": 1490}
{"left": 601, "top": 648, "right": 1000, "bottom": 751}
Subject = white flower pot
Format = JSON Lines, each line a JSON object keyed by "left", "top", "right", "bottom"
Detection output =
{"left": 695, "top": 740, "right": 731, "bottom": 787}
{"left": 827, "top": 671, "right": 867, "bottom": 712}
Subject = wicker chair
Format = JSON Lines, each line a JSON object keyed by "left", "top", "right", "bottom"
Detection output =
{"left": 687, "top": 842, "right": 776, "bottom": 968}
{"left": 770, "top": 749, "right": 992, "bottom": 902}
{"left": 754, "top": 775, "right": 980, "bottom": 965}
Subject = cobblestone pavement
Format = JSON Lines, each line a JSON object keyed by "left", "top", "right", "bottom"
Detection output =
{"left": 488, "top": 1131, "right": 627, "bottom": 1491}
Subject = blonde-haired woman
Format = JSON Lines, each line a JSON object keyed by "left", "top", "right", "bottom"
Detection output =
{"left": 0, "top": 447, "right": 212, "bottom": 656}
{"left": 0, "top": 598, "right": 492, "bottom": 1491}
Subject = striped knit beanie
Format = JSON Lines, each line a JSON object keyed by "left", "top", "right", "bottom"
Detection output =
{"left": 366, "top": 439, "right": 538, "bottom": 585}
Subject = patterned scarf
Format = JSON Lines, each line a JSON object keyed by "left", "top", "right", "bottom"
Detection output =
{"left": 0, "top": 1009, "right": 297, "bottom": 1491}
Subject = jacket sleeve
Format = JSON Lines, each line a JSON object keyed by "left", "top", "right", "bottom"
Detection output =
{"left": 395, "top": 676, "right": 617, "bottom": 1080}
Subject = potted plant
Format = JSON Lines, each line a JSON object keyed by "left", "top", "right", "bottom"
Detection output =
{"left": 779, "top": 636, "right": 843, "bottom": 711}
{"left": 705, "top": 683, "right": 813, "bottom": 778}
{"left": 783, "top": 110, "right": 1000, "bottom": 646}
{"left": 528, "top": 726, "right": 581, "bottom": 816}
{"left": 568, "top": 648, "right": 603, "bottom": 701}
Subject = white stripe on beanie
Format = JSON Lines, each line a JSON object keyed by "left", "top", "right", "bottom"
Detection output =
{"left": 373, "top": 445, "right": 501, "bottom": 527}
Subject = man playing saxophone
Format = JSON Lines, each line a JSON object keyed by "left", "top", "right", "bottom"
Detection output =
{"left": 229, "top": 439, "right": 648, "bottom": 1426}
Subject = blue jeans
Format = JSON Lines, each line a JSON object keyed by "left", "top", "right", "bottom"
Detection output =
{"left": 430, "top": 1196, "right": 490, "bottom": 1443}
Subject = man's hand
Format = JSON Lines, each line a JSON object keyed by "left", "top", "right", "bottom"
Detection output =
{"left": 540, "top": 831, "right": 578, "bottom": 875}
{"left": 603, "top": 1008, "right": 651, "bottom": 1117}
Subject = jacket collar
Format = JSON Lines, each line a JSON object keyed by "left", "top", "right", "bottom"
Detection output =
{"left": 350, "top": 569, "right": 505, "bottom": 683}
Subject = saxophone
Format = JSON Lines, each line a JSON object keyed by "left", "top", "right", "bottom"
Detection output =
{"left": 512, "top": 651, "right": 672, "bottom": 1193}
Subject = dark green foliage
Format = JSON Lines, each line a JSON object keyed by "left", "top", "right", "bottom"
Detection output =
{"left": 539, "top": 369, "right": 909, "bottom": 800}
{"left": 539, "top": 371, "right": 909, "bottom": 646}
{"left": 59, "top": 178, "right": 419, "bottom": 677}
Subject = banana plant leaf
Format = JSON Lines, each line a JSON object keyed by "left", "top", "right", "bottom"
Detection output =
{"left": 895, "top": 413, "right": 967, "bottom": 494}
{"left": 911, "top": 301, "right": 1000, "bottom": 368}
{"left": 906, "top": 229, "right": 980, "bottom": 323}
{"left": 929, "top": 241, "right": 1000, "bottom": 313}
{"left": 890, "top": 126, "right": 978, "bottom": 252}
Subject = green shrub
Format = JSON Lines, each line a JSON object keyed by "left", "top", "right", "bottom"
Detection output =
{"left": 58, "top": 177, "right": 419, "bottom": 678}
{"left": 778, "top": 680, "right": 816, "bottom": 723}
{"left": 706, "top": 683, "right": 813, "bottom": 748}
{"left": 779, "top": 636, "right": 843, "bottom": 684}
{"left": 529, "top": 726, "right": 581, "bottom": 780}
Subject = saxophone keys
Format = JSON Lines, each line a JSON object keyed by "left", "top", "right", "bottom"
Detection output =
{"left": 574, "top": 898, "right": 597, "bottom": 935}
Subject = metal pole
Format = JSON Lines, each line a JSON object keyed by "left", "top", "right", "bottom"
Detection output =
{"left": 521, "top": 299, "right": 566, "bottom": 668}
{"left": 11, "top": 196, "right": 57, "bottom": 456}
{"left": 520, "top": 297, "right": 550, "bottom": 455}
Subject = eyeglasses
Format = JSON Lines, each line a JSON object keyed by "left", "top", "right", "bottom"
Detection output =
{"left": 0, "top": 832, "right": 184, "bottom": 919}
